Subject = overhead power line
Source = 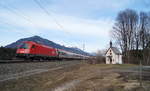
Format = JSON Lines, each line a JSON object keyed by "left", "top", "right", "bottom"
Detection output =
{"left": 0, "top": 2, "right": 38, "bottom": 35}
{"left": 33, "top": 0, "right": 82, "bottom": 40}
{"left": 0, "top": 3, "right": 32, "bottom": 24}
{"left": 0, "top": 0, "right": 84, "bottom": 50}
{"left": 33, "top": 0, "right": 66, "bottom": 32}
{"left": 33, "top": 0, "right": 84, "bottom": 49}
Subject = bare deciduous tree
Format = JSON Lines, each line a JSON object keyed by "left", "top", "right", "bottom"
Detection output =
{"left": 111, "top": 9, "right": 150, "bottom": 64}
{"left": 139, "top": 12, "right": 149, "bottom": 49}
{"left": 112, "top": 9, "right": 138, "bottom": 63}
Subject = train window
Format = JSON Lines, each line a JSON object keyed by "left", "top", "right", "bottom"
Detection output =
{"left": 19, "top": 43, "right": 29, "bottom": 49}
{"left": 110, "top": 53, "right": 112, "bottom": 55}
{"left": 59, "top": 51, "right": 66, "bottom": 55}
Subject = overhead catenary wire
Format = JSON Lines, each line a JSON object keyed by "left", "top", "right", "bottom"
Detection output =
{"left": 0, "top": 3, "right": 32, "bottom": 25}
{"left": 0, "top": 0, "right": 85, "bottom": 51}
{"left": 33, "top": 0, "right": 84, "bottom": 49}
{"left": 0, "top": 2, "right": 39, "bottom": 35}
{"left": 0, "top": 0, "right": 73, "bottom": 43}
{"left": 33, "top": 0, "right": 74, "bottom": 35}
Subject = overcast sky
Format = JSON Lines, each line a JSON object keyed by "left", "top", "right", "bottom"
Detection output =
{"left": 0, "top": 0, "right": 149, "bottom": 52}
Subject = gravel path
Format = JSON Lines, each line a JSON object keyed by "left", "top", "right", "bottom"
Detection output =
{"left": 0, "top": 60, "right": 81, "bottom": 82}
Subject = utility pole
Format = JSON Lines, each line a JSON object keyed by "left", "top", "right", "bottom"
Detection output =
{"left": 82, "top": 43, "right": 85, "bottom": 60}
{"left": 139, "top": 59, "right": 142, "bottom": 86}
{"left": 83, "top": 43, "right": 85, "bottom": 51}
{"left": 139, "top": 48, "right": 144, "bottom": 87}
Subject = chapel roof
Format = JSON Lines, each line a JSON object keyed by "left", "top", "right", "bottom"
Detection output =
{"left": 111, "top": 47, "right": 121, "bottom": 55}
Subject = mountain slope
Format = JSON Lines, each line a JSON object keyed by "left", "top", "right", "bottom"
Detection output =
{"left": 5, "top": 36, "right": 90, "bottom": 56}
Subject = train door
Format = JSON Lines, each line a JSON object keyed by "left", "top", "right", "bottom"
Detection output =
{"left": 30, "top": 44, "right": 36, "bottom": 54}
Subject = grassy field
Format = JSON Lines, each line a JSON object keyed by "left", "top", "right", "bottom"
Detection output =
{"left": 0, "top": 62, "right": 150, "bottom": 91}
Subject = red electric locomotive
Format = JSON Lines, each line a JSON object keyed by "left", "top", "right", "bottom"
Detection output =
{"left": 16, "top": 41, "right": 58, "bottom": 59}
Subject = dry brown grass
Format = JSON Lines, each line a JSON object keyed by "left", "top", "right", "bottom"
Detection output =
{"left": 0, "top": 63, "right": 149, "bottom": 91}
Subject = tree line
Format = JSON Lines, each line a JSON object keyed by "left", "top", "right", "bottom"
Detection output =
{"left": 112, "top": 9, "right": 150, "bottom": 65}
{"left": 0, "top": 47, "right": 16, "bottom": 60}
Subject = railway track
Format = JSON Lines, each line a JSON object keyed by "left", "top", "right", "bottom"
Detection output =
{"left": 0, "top": 60, "right": 81, "bottom": 82}
{"left": 0, "top": 58, "right": 61, "bottom": 64}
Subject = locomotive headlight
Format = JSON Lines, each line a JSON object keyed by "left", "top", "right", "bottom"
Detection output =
{"left": 52, "top": 51, "right": 55, "bottom": 54}
{"left": 20, "top": 50, "right": 29, "bottom": 53}
{"left": 20, "top": 50, "right": 25, "bottom": 53}
{"left": 25, "top": 50, "right": 29, "bottom": 53}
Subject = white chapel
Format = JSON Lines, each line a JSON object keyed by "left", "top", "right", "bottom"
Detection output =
{"left": 105, "top": 41, "right": 122, "bottom": 64}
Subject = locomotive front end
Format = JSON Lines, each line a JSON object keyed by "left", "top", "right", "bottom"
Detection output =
{"left": 16, "top": 41, "right": 31, "bottom": 58}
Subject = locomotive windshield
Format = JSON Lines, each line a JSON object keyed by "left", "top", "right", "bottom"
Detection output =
{"left": 31, "top": 45, "right": 36, "bottom": 48}
{"left": 19, "top": 43, "right": 29, "bottom": 49}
